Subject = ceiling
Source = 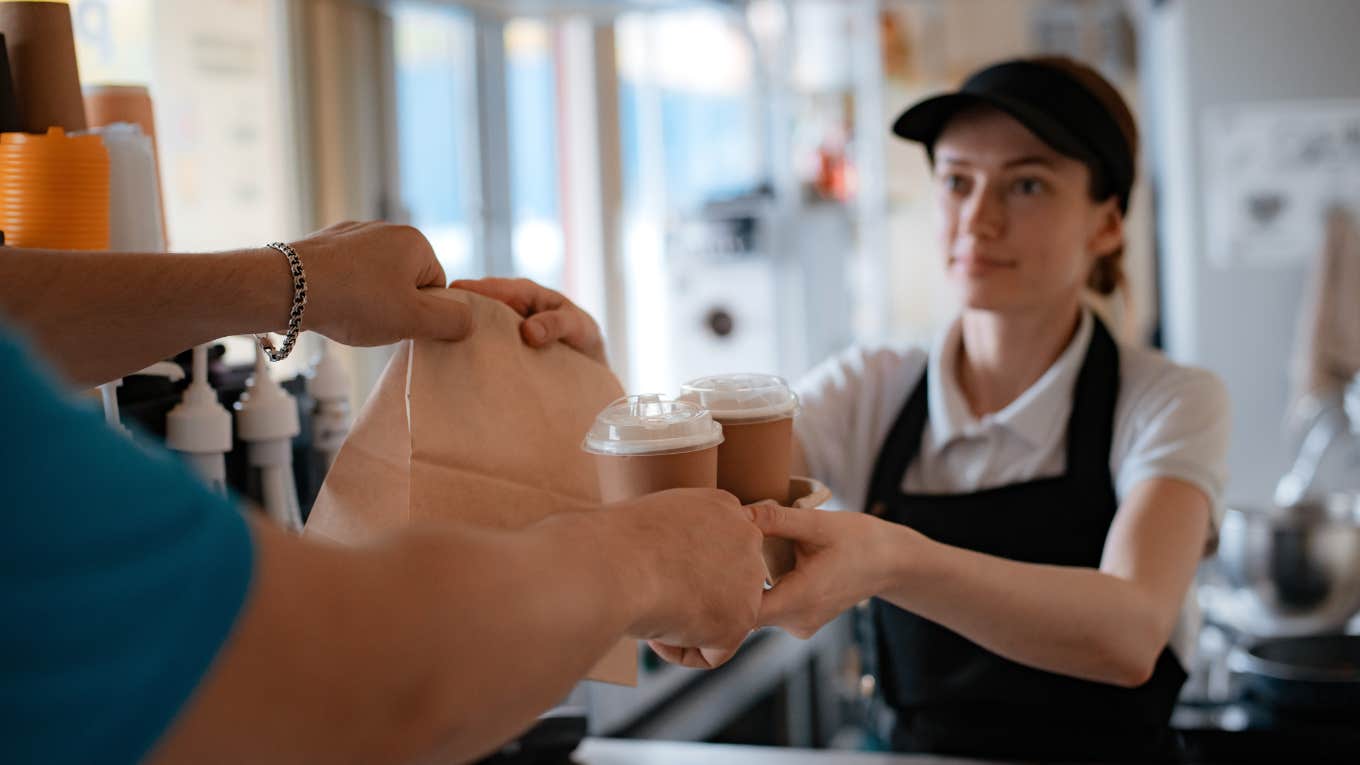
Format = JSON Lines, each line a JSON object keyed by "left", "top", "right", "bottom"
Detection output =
{"left": 430, "top": 0, "right": 741, "bottom": 21}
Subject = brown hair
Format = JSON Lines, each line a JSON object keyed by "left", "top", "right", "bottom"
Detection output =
{"left": 1027, "top": 56, "right": 1139, "bottom": 296}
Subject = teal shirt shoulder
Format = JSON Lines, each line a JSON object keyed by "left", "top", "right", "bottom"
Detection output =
{"left": 0, "top": 328, "right": 254, "bottom": 765}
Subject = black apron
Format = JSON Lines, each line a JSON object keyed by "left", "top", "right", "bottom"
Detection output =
{"left": 863, "top": 317, "right": 1187, "bottom": 763}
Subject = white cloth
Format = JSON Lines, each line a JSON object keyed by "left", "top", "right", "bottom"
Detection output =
{"left": 1290, "top": 205, "right": 1360, "bottom": 409}
{"left": 793, "top": 309, "right": 1231, "bottom": 663}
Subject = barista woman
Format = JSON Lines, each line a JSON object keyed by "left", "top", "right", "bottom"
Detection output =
{"left": 763, "top": 56, "right": 1230, "bottom": 763}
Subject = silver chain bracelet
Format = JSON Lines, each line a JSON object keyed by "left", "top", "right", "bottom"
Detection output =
{"left": 256, "top": 241, "right": 308, "bottom": 362}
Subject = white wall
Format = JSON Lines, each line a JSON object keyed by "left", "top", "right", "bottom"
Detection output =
{"left": 1142, "top": 0, "right": 1360, "bottom": 505}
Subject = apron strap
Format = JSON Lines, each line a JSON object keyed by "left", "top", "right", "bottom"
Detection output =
{"left": 1063, "top": 315, "right": 1121, "bottom": 480}
{"left": 864, "top": 369, "right": 929, "bottom": 516}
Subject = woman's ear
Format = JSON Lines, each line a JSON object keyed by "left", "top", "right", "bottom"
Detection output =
{"left": 1087, "top": 197, "right": 1125, "bottom": 260}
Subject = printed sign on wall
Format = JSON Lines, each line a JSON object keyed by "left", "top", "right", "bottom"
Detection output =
{"left": 1203, "top": 100, "right": 1360, "bottom": 268}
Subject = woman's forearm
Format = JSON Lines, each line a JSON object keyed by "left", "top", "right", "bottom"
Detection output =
{"left": 0, "top": 247, "right": 288, "bottom": 386}
{"left": 878, "top": 526, "right": 1170, "bottom": 687}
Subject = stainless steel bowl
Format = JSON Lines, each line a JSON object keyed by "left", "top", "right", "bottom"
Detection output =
{"left": 1217, "top": 494, "right": 1360, "bottom": 635}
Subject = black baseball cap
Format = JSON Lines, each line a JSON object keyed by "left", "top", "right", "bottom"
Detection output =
{"left": 892, "top": 57, "right": 1137, "bottom": 212}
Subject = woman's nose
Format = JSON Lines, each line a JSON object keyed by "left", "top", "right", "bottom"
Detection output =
{"left": 961, "top": 186, "right": 1005, "bottom": 239}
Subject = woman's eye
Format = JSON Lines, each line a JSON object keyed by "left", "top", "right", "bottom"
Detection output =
{"left": 1013, "top": 177, "right": 1045, "bottom": 196}
{"left": 942, "top": 174, "right": 969, "bottom": 193}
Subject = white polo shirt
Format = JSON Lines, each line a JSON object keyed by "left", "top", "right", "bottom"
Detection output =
{"left": 792, "top": 309, "right": 1231, "bottom": 663}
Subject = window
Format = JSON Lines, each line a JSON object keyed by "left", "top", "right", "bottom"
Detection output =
{"left": 393, "top": 8, "right": 568, "bottom": 292}
{"left": 617, "top": 8, "right": 764, "bottom": 212}
{"left": 392, "top": 1, "right": 479, "bottom": 280}
{"left": 615, "top": 8, "right": 769, "bottom": 392}
{"left": 506, "top": 18, "right": 566, "bottom": 290}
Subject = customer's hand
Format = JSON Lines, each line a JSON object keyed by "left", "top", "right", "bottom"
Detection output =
{"left": 451, "top": 278, "right": 608, "bottom": 367}
{"left": 604, "top": 489, "right": 766, "bottom": 669}
{"left": 750, "top": 504, "right": 904, "bottom": 639}
{"left": 292, "top": 221, "right": 474, "bottom": 346}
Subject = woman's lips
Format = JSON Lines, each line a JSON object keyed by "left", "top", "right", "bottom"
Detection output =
{"left": 950, "top": 254, "right": 1018, "bottom": 275}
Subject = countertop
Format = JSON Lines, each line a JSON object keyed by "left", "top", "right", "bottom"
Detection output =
{"left": 573, "top": 739, "right": 1004, "bottom": 765}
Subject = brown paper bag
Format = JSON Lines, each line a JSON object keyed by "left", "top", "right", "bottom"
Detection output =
{"left": 307, "top": 290, "right": 637, "bottom": 685}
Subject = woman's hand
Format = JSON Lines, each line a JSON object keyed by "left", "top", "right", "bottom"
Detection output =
{"left": 749, "top": 504, "right": 909, "bottom": 639}
{"left": 294, "top": 221, "right": 474, "bottom": 347}
{"left": 646, "top": 640, "right": 745, "bottom": 671}
{"left": 451, "top": 278, "right": 609, "bottom": 367}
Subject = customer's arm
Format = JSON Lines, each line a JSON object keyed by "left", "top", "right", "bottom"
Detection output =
{"left": 0, "top": 221, "right": 472, "bottom": 387}
{"left": 1, "top": 308, "right": 763, "bottom": 765}
{"left": 148, "top": 491, "right": 763, "bottom": 765}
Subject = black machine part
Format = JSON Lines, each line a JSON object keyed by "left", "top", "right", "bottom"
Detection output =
{"left": 1231, "top": 634, "right": 1360, "bottom": 717}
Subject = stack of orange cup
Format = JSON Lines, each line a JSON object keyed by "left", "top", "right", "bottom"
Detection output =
{"left": 0, "top": 127, "right": 110, "bottom": 250}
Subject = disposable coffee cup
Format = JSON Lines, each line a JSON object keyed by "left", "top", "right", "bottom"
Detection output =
{"left": 679, "top": 374, "right": 799, "bottom": 505}
{"left": 583, "top": 394, "right": 724, "bottom": 503}
{"left": 681, "top": 374, "right": 801, "bottom": 583}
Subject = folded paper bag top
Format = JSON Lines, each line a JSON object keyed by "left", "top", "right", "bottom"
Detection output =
{"left": 305, "top": 288, "right": 639, "bottom": 685}
{"left": 308, "top": 287, "right": 625, "bottom": 535}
